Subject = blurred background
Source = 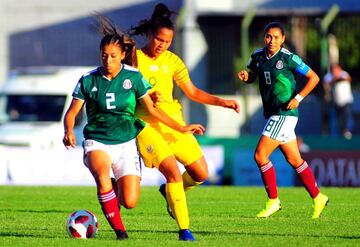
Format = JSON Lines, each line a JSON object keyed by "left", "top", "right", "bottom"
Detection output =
{"left": 0, "top": 0, "right": 359, "bottom": 187}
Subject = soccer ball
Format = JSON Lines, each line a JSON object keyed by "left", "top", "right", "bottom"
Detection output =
{"left": 66, "top": 209, "right": 98, "bottom": 239}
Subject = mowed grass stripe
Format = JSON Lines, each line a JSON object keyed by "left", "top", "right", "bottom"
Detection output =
{"left": 0, "top": 186, "right": 359, "bottom": 247}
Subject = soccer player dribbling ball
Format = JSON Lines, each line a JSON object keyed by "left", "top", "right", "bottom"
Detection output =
{"left": 63, "top": 14, "right": 204, "bottom": 240}
{"left": 237, "top": 21, "right": 328, "bottom": 219}
{"left": 129, "top": 4, "right": 240, "bottom": 237}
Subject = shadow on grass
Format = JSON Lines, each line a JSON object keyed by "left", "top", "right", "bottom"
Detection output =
{"left": 194, "top": 230, "right": 360, "bottom": 240}
{"left": 0, "top": 208, "right": 67, "bottom": 213}
{"left": 128, "top": 229, "right": 360, "bottom": 240}
{"left": 1, "top": 229, "right": 359, "bottom": 241}
{"left": 0, "top": 232, "right": 37, "bottom": 237}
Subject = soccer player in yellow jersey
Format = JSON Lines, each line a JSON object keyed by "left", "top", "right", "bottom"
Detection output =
{"left": 130, "top": 3, "right": 240, "bottom": 239}
{"left": 64, "top": 15, "right": 204, "bottom": 241}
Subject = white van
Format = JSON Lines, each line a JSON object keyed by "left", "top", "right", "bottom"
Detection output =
{"left": 0, "top": 66, "right": 93, "bottom": 149}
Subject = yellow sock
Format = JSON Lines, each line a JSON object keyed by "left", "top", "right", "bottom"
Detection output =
{"left": 166, "top": 182, "right": 189, "bottom": 230}
{"left": 182, "top": 171, "right": 203, "bottom": 191}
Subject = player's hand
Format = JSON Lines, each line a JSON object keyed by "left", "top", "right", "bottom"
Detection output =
{"left": 286, "top": 98, "right": 300, "bottom": 110}
{"left": 223, "top": 99, "right": 240, "bottom": 113}
{"left": 63, "top": 131, "right": 76, "bottom": 149}
{"left": 150, "top": 91, "right": 164, "bottom": 104}
{"left": 183, "top": 124, "right": 205, "bottom": 135}
{"left": 237, "top": 70, "right": 249, "bottom": 82}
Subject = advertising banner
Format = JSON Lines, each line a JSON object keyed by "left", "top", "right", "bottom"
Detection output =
{"left": 302, "top": 151, "right": 360, "bottom": 187}
{"left": 232, "top": 149, "right": 295, "bottom": 186}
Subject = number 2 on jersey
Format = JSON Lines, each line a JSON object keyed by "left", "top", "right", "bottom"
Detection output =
{"left": 106, "top": 93, "right": 116, "bottom": 109}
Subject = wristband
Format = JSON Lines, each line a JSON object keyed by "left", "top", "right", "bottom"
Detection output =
{"left": 295, "top": 94, "right": 304, "bottom": 103}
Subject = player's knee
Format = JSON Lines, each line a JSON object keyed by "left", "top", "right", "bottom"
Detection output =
{"left": 95, "top": 176, "right": 112, "bottom": 193}
{"left": 192, "top": 170, "right": 208, "bottom": 183}
{"left": 286, "top": 157, "right": 303, "bottom": 167}
{"left": 187, "top": 157, "right": 209, "bottom": 182}
{"left": 200, "top": 171, "right": 209, "bottom": 182}
{"left": 159, "top": 157, "right": 182, "bottom": 182}
{"left": 121, "top": 197, "right": 138, "bottom": 209}
{"left": 164, "top": 171, "right": 182, "bottom": 183}
{"left": 254, "top": 151, "right": 263, "bottom": 165}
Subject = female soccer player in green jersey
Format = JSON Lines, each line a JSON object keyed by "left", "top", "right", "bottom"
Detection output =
{"left": 238, "top": 22, "right": 328, "bottom": 219}
{"left": 129, "top": 3, "right": 240, "bottom": 240}
{"left": 62, "top": 15, "right": 204, "bottom": 240}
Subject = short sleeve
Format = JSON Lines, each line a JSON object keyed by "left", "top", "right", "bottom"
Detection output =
{"left": 172, "top": 55, "right": 191, "bottom": 85}
{"left": 247, "top": 56, "right": 257, "bottom": 74}
{"left": 133, "top": 73, "right": 152, "bottom": 99}
{"left": 72, "top": 76, "right": 86, "bottom": 101}
{"left": 290, "top": 54, "right": 310, "bottom": 76}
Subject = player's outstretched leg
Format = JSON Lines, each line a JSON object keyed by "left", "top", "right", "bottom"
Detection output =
{"left": 159, "top": 184, "right": 175, "bottom": 219}
{"left": 312, "top": 193, "right": 329, "bottom": 219}
{"left": 179, "top": 229, "right": 195, "bottom": 241}
{"left": 165, "top": 182, "right": 195, "bottom": 241}
{"left": 256, "top": 198, "right": 281, "bottom": 218}
{"left": 98, "top": 189, "right": 128, "bottom": 239}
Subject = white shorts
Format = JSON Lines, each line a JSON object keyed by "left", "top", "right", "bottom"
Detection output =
{"left": 82, "top": 139, "right": 141, "bottom": 180}
{"left": 262, "top": 115, "right": 298, "bottom": 144}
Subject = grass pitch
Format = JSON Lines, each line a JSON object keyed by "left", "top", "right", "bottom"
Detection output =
{"left": 0, "top": 186, "right": 359, "bottom": 246}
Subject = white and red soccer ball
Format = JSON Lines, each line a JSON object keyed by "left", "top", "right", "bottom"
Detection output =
{"left": 66, "top": 209, "right": 98, "bottom": 239}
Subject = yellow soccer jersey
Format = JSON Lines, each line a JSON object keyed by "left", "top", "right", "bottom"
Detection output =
{"left": 136, "top": 49, "right": 190, "bottom": 123}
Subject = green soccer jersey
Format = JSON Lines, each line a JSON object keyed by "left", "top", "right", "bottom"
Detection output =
{"left": 247, "top": 47, "right": 309, "bottom": 119}
{"left": 72, "top": 65, "right": 152, "bottom": 144}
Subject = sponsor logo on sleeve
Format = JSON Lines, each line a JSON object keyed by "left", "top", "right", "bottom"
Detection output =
{"left": 291, "top": 54, "right": 302, "bottom": 65}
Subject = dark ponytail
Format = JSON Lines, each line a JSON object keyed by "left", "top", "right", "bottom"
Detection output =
{"left": 96, "top": 13, "right": 137, "bottom": 67}
{"left": 129, "top": 3, "right": 176, "bottom": 37}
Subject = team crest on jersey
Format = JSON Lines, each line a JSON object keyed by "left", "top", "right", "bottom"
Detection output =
{"left": 123, "top": 79, "right": 132, "bottom": 89}
{"left": 146, "top": 145, "right": 153, "bottom": 153}
{"left": 276, "top": 60, "right": 284, "bottom": 69}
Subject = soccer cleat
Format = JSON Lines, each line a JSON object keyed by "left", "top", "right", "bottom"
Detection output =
{"left": 159, "top": 184, "right": 175, "bottom": 219}
{"left": 116, "top": 230, "right": 128, "bottom": 240}
{"left": 179, "top": 229, "right": 195, "bottom": 241}
{"left": 312, "top": 193, "right": 329, "bottom": 219}
{"left": 256, "top": 198, "right": 281, "bottom": 218}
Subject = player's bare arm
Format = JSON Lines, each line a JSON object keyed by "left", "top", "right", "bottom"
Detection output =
{"left": 179, "top": 81, "right": 240, "bottom": 113}
{"left": 140, "top": 93, "right": 205, "bottom": 135}
{"left": 149, "top": 91, "right": 164, "bottom": 105}
{"left": 287, "top": 68, "right": 319, "bottom": 110}
{"left": 63, "top": 99, "right": 84, "bottom": 148}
